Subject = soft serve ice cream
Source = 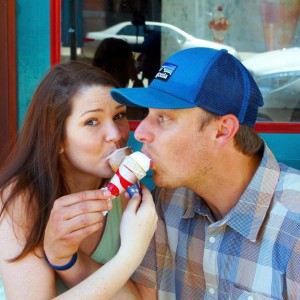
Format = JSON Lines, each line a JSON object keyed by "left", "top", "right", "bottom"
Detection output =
{"left": 102, "top": 148, "right": 151, "bottom": 215}
{"left": 106, "top": 146, "right": 133, "bottom": 172}
{"left": 107, "top": 151, "right": 151, "bottom": 196}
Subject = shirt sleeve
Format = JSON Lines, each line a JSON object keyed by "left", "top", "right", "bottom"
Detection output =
{"left": 131, "top": 235, "right": 158, "bottom": 289}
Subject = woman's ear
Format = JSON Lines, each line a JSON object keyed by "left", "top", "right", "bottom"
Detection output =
{"left": 215, "top": 114, "right": 239, "bottom": 146}
{"left": 58, "top": 146, "right": 64, "bottom": 154}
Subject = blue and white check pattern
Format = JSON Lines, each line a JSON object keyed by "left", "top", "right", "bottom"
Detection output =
{"left": 132, "top": 145, "right": 300, "bottom": 299}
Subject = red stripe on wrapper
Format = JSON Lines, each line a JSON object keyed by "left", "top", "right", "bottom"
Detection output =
{"left": 107, "top": 182, "right": 120, "bottom": 196}
{"left": 107, "top": 168, "right": 136, "bottom": 196}
{"left": 117, "top": 167, "right": 135, "bottom": 188}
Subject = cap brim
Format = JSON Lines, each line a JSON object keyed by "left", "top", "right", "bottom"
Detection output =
{"left": 110, "top": 87, "right": 196, "bottom": 109}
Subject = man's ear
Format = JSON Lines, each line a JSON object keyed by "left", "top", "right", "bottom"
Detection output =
{"left": 215, "top": 114, "right": 239, "bottom": 146}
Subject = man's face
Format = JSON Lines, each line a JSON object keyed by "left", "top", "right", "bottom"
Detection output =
{"left": 134, "top": 107, "right": 216, "bottom": 189}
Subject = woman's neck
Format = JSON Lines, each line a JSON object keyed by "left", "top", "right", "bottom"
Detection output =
{"left": 65, "top": 175, "right": 103, "bottom": 193}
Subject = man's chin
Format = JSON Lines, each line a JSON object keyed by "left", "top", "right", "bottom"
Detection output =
{"left": 153, "top": 173, "right": 173, "bottom": 189}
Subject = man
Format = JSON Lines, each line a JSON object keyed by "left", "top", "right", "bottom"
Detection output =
{"left": 111, "top": 47, "right": 300, "bottom": 299}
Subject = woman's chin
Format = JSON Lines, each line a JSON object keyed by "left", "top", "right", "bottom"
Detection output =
{"left": 100, "top": 169, "right": 115, "bottom": 179}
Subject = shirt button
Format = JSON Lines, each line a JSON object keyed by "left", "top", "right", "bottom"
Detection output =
{"left": 209, "top": 236, "right": 216, "bottom": 243}
{"left": 209, "top": 287, "right": 215, "bottom": 295}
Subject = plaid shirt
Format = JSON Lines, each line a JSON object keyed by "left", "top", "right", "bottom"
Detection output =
{"left": 132, "top": 145, "right": 300, "bottom": 299}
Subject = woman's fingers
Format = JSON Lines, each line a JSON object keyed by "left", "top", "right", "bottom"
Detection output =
{"left": 44, "top": 189, "right": 113, "bottom": 261}
{"left": 51, "top": 199, "right": 111, "bottom": 224}
{"left": 53, "top": 220, "right": 103, "bottom": 249}
{"left": 62, "top": 211, "right": 104, "bottom": 234}
{"left": 54, "top": 189, "right": 111, "bottom": 208}
{"left": 50, "top": 190, "right": 112, "bottom": 222}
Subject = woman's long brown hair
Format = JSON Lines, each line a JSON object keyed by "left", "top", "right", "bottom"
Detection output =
{"left": 0, "top": 61, "right": 120, "bottom": 261}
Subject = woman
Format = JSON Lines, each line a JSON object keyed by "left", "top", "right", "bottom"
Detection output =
{"left": 0, "top": 61, "right": 157, "bottom": 299}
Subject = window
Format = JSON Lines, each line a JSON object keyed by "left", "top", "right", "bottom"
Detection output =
{"left": 58, "top": 0, "right": 300, "bottom": 128}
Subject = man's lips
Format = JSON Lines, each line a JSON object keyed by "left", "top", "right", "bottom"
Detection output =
{"left": 149, "top": 160, "right": 154, "bottom": 169}
{"left": 140, "top": 150, "right": 154, "bottom": 169}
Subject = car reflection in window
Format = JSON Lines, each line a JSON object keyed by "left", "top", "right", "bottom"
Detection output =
{"left": 243, "top": 48, "right": 300, "bottom": 122}
{"left": 82, "top": 21, "right": 239, "bottom": 60}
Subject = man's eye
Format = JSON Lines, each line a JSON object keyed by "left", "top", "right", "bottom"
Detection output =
{"left": 158, "top": 115, "right": 169, "bottom": 122}
{"left": 114, "top": 112, "right": 127, "bottom": 120}
{"left": 85, "top": 119, "right": 98, "bottom": 126}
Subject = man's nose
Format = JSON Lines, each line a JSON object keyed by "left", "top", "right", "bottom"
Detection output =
{"left": 134, "top": 119, "right": 151, "bottom": 143}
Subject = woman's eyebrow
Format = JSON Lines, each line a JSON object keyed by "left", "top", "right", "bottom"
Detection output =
{"left": 80, "top": 104, "right": 126, "bottom": 117}
{"left": 80, "top": 108, "right": 103, "bottom": 117}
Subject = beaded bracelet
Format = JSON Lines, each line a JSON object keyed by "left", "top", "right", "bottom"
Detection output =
{"left": 44, "top": 252, "right": 78, "bottom": 271}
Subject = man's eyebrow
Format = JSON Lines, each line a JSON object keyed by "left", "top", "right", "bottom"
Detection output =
{"left": 116, "top": 104, "right": 126, "bottom": 109}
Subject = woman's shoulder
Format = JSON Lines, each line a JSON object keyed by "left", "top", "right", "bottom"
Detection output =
{"left": 0, "top": 181, "right": 34, "bottom": 239}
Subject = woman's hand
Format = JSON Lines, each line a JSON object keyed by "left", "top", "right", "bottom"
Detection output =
{"left": 43, "top": 189, "right": 112, "bottom": 266}
{"left": 119, "top": 185, "right": 158, "bottom": 266}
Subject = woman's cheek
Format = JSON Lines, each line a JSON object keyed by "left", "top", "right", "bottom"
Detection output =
{"left": 120, "top": 126, "right": 130, "bottom": 145}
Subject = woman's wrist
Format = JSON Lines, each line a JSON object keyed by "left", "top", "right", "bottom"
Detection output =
{"left": 44, "top": 252, "right": 78, "bottom": 271}
{"left": 117, "top": 245, "right": 143, "bottom": 271}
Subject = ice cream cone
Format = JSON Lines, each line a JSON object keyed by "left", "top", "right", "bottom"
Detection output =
{"left": 106, "top": 146, "right": 132, "bottom": 172}
{"left": 107, "top": 163, "right": 139, "bottom": 196}
{"left": 129, "top": 151, "right": 151, "bottom": 172}
{"left": 208, "top": 6, "right": 230, "bottom": 43}
{"left": 211, "top": 29, "right": 227, "bottom": 43}
{"left": 107, "top": 151, "right": 150, "bottom": 196}
{"left": 122, "top": 156, "right": 146, "bottom": 180}
{"left": 126, "top": 182, "right": 141, "bottom": 197}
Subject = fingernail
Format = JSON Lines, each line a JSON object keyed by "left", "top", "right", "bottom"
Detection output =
{"left": 103, "top": 189, "right": 111, "bottom": 197}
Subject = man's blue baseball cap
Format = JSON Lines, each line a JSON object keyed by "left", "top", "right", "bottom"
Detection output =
{"left": 110, "top": 47, "right": 263, "bottom": 127}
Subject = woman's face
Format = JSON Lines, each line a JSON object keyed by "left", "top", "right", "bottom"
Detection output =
{"left": 61, "top": 85, "right": 129, "bottom": 186}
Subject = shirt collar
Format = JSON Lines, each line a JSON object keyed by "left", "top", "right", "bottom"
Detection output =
{"left": 183, "top": 190, "right": 216, "bottom": 222}
{"left": 220, "top": 144, "right": 280, "bottom": 241}
{"left": 184, "top": 144, "right": 280, "bottom": 241}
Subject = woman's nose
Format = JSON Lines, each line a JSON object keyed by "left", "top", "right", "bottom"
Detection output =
{"left": 105, "top": 122, "right": 122, "bottom": 142}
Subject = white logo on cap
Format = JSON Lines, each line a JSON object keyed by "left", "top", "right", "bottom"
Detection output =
{"left": 155, "top": 62, "right": 177, "bottom": 82}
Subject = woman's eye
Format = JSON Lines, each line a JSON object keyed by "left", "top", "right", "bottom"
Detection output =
{"left": 114, "top": 112, "right": 127, "bottom": 120}
{"left": 85, "top": 119, "right": 98, "bottom": 126}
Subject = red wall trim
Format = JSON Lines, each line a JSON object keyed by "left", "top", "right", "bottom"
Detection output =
{"left": 254, "top": 122, "right": 300, "bottom": 133}
{"left": 129, "top": 121, "right": 300, "bottom": 133}
{"left": 129, "top": 121, "right": 142, "bottom": 131}
{"left": 0, "top": 0, "right": 17, "bottom": 161}
{"left": 50, "top": 0, "right": 61, "bottom": 66}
